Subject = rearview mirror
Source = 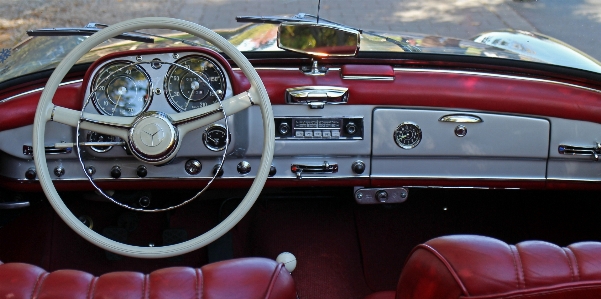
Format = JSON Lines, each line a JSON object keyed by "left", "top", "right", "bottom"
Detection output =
{"left": 278, "top": 23, "right": 360, "bottom": 57}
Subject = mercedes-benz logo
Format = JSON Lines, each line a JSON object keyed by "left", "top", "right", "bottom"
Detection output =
{"left": 140, "top": 123, "right": 165, "bottom": 147}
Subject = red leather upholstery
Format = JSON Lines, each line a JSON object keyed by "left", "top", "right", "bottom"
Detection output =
{"left": 0, "top": 257, "right": 296, "bottom": 299}
{"left": 392, "top": 235, "right": 601, "bottom": 299}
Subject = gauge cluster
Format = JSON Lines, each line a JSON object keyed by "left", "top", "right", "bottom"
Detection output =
{"left": 83, "top": 51, "right": 234, "bottom": 157}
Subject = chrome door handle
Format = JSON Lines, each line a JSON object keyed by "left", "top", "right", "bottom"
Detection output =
{"left": 438, "top": 114, "right": 483, "bottom": 123}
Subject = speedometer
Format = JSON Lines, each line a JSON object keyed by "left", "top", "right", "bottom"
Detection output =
{"left": 164, "top": 55, "right": 226, "bottom": 112}
{"left": 91, "top": 61, "right": 152, "bottom": 116}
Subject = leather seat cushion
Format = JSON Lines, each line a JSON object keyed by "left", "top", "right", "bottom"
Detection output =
{"left": 396, "top": 235, "right": 601, "bottom": 299}
{"left": 0, "top": 257, "right": 296, "bottom": 299}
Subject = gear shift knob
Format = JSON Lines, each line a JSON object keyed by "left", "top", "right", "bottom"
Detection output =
{"left": 276, "top": 252, "right": 297, "bottom": 273}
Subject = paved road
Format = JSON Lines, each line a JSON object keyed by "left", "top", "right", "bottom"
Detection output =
{"left": 2, "top": 0, "right": 600, "bottom": 61}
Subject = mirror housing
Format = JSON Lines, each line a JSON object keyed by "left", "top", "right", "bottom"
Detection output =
{"left": 277, "top": 22, "right": 360, "bottom": 57}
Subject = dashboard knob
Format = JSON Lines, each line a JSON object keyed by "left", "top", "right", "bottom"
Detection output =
{"left": 185, "top": 159, "right": 202, "bottom": 175}
{"left": 278, "top": 122, "right": 290, "bottom": 135}
{"left": 110, "top": 166, "right": 121, "bottom": 179}
{"left": 212, "top": 164, "right": 224, "bottom": 177}
{"left": 136, "top": 165, "right": 148, "bottom": 178}
{"left": 54, "top": 166, "right": 65, "bottom": 177}
{"left": 25, "top": 168, "right": 36, "bottom": 180}
{"left": 269, "top": 165, "right": 277, "bottom": 177}
{"left": 237, "top": 161, "right": 251, "bottom": 175}
{"left": 351, "top": 160, "right": 366, "bottom": 174}
{"left": 375, "top": 190, "right": 388, "bottom": 203}
{"left": 345, "top": 122, "right": 357, "bottom": 135}
{"left": 139, "top": 196, "right": 151, "bottom": 208}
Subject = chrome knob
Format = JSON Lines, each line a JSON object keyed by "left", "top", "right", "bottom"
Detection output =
{"left": 212, "top": 164, "right": 224, "bottom": 177}
{"left": 54, "top": 166, "right": 65, "bottom": 177}
{"left": 278, "top": 122, "right": 290, "bottom": 135}
{"left": 136, "top": 165, "right": 148, "bottom": 178}
{"left": 185, "top": 159, "right": 202, "bottom": 175}
{"left": 375, "top": 190, "right": 388, "bottom": 203}
{"left": 110, "top": 166, "right": 121, "bottom": 179}
{"left": 351, "top": 160, "right": 365, "bottom": 174}
{"left": 25, "top": 168, "right": 36, "bottom": 180}
{"left": 345, "top": 122, "right": 357, "bottom": 135}
{"left": 237, "top": 161, "right": 251, "bottom": 175}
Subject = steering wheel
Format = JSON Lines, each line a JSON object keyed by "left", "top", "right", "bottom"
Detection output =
{"left": 33, "top": 18, "right": 274, "bottom": 258}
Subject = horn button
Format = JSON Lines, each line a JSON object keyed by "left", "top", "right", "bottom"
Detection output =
{"left": 128, "top": 111, "right": 179, "bottom": 165}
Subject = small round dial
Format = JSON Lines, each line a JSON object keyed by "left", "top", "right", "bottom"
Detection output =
{"left": 165, "top": 55, "right": 226, "bottom": 112}
{"left": 91, "top": 61, "right": 152, "bottom": 116}
{"left": 87, "top": 131, "right": 117, "bottom": 153}
{"left": 394, "top": 122, "right": 422, "bottom": 149}
{"left": 202, "top": 124, "right": 230, "bottom": 152}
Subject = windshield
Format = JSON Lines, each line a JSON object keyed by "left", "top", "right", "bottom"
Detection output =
{"left": 1, "top": 0, "right": 600, "bottom": 83}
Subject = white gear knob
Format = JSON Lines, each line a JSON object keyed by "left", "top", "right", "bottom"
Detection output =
{"left": 276, "top": 252, "right": 297, "bottom": 273}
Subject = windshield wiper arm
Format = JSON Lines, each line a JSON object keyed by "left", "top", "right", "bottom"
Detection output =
{"left": 27, "top": 26, "right": 154, "bottom": 43}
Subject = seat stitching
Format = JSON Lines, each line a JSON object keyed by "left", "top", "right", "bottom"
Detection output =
{"left": 420, "top": 244, "right": 470, "bottom": 296}
{"left": 264, "top": 263, "right": 284, "bottom": 299}
{"left": 143, "top": 274, "right": 149, "bottom": 299}
{"left": 561, "top": 248, "right": 575, "bottom": 282}
{"left": 513, "top": 245, "right": 526, "bottom": 289}
{"left": 565, "top": 247, "right": 580, "bottom": 281}
{"left": 87, "top": 277, "right": 97, "bottom": 299}
{"left": 196, "top": 268, "right": 204, "bottom": 299}
{"left": 30, "top": 272, "right": 48, "bottom": 299}
{"left": 194, "top": 268, "right": 200, "bottom": 299}
{"left": 508, "top": 245, "right": 521, "bottom": 289}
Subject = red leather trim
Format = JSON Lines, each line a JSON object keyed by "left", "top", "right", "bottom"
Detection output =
{"left": 363, "top": 290, "right": 396, "bottom": 299}
{"left": 396, "top": 236, "right": 601, "bottom": 299}
{"left": 0, "top": 258, "right": 296, "bottom": 299}
{"left": 0, "top": 83, "right": 82, "bottom": 131}
{"left": 341, "top": 64, "right": 394, "bottom": 77}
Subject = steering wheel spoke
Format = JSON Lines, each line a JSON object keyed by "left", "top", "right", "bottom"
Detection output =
{"left": 172, "top": 88, "right": 257, "bottom": 136}
{"left": 51, "top": 105, "right": 132, "bottom": 140}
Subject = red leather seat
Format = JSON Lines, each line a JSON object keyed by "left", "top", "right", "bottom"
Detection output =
{"left": 0, "top": 257, "right": 296, "bottom": 299}
{"left": 368, "top": 235, "right": 601, "bottom": 299}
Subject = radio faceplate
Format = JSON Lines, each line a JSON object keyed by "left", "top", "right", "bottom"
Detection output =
{"left": 275, "top": 117, "right": 364, "bottom": 140}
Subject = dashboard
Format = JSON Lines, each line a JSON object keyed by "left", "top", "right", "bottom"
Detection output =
{"left": 1, "top": 48, "right": 601, "bottom": 193}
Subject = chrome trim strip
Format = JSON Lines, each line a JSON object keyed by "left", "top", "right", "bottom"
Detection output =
{"left": 232, "top": 67, "right": 342, "bottom": 71}
{"left": 341, "top": 75, "right": 394, "bottom": 81}
{"left": 12, "top": 175, "right": 369, "bottom": 182}
{"left": 0, "top": 79, "right": 83, "bottom": 104}
{"left": 394, "top": 68, "right": 601, "bottom": 94}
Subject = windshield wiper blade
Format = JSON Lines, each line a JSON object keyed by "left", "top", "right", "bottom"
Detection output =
{"left": 27, "top": 27, "right": 154, "bottom": 43}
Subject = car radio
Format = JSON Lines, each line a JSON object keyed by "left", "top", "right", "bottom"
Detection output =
{"left": 274, "top": 117, "right": 363, "bottom": 140}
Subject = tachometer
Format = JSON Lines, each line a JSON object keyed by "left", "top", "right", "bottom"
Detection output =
{"left": 91, "top": 61, "right": 152, "bottom": 116}
{"left": 164, "top": 55, "right": 226, "bottom": 112}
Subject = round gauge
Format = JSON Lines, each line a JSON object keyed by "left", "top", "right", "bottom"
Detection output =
{"left": 87, "top": 131, "right": 117, "bottom": 153}
{"left": 164, "top": 55, "right": 226, "bottom": 112}
{"left": 394, "top": 122, "right": 422, "bottom": 149}
{"left": 202, "top": 124, "right": 230, "bottom": 152}
{"left": 91, "top": 61, "right": 152, "bottom": 116}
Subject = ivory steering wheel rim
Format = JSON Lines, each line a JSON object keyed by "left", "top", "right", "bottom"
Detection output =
{"left": 32, "top": 17, "right": 274, "bottom": 258}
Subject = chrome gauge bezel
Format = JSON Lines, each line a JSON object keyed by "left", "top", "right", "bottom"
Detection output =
{"left": 394, "top": 122, "right": 422, "bottom": 149}
{"left": 86, "top": 131, "right": 116, "bottom": 153}
{"left": 90, "top": 60, "right": 153, "bottom": 116}
{"left": 202, "top": 124, "right": 230, "bottom": 152}
{"left": 163, "top": 54, "right": 227, "bottom": 112}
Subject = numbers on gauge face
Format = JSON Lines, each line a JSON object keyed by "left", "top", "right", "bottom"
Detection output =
{"left": 394, "top": 122, "right": 422, "bottom": 149}
{"left": 91, "top": 61, "right": 152, "bottom": 116}
{"left": 165, "top": 55, "right": 226, "bottom": 112}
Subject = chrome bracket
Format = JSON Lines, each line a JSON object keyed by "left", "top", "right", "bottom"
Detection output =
{"left": 558, "top": 143, "right": 601, "bottom": 161}
{"left": 354, "top": 187, "right": 408, "bottom": 204}
{"left": 301, "top": 60, "right": 328, "bottom": 76}
{"left": 23, "top": 144, "right": 72, "bottom": 156}
{"left": 285, "top": 86, "right": 349, "bottom": 109}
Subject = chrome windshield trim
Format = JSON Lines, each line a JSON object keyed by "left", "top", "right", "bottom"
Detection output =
{"left": 393, "top": 68, "right": 601, "bottom": 94}
{"left": 0, "top": 79, "right": 83, "bottom": 104}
